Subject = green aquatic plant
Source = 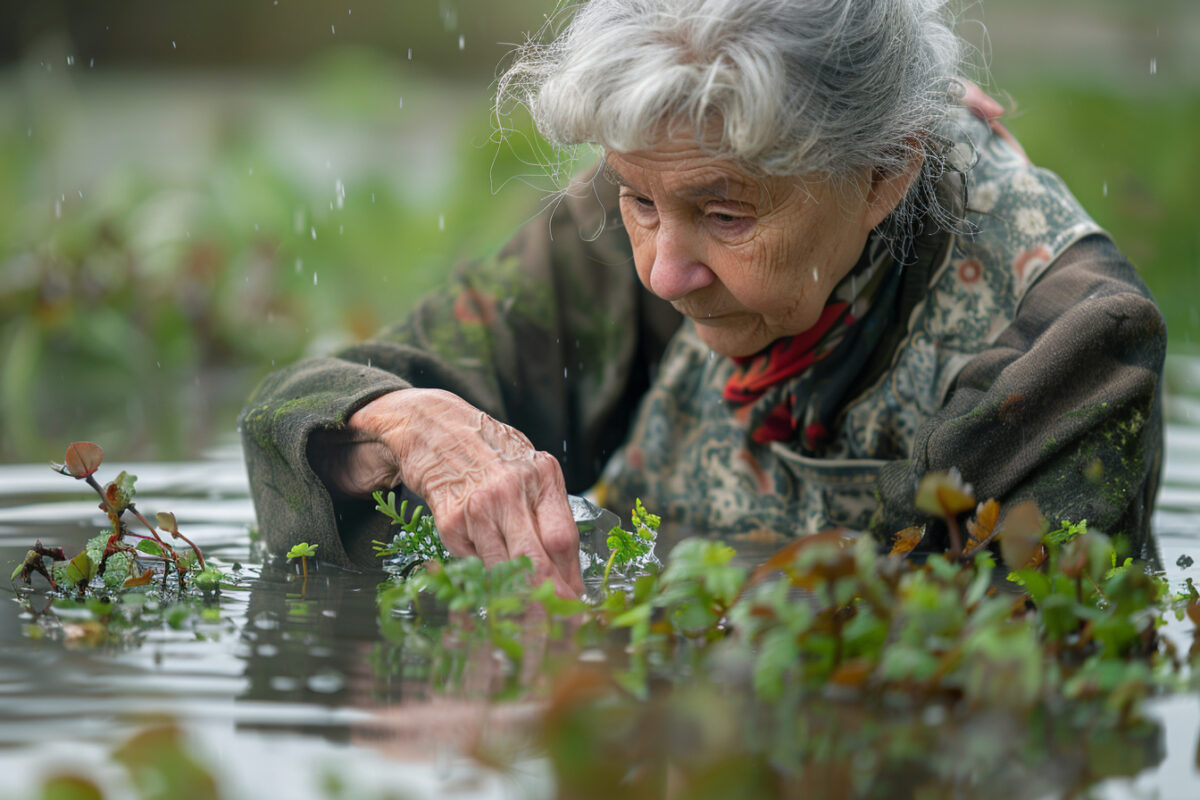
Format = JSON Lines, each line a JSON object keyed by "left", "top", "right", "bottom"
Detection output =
{"left": 376, "top": 492, "right": 1188, "bottom": 724}
{"left": 602, "top": 498, "right": 660, "bottom": 589}
{"left": 286, "top": 542, "right": 318, "bottom": 580}
{"left": 371, "top": 490, "right": 452, "bottom": 566}
{"left": 10, "top": 442, "right": 216, "bottom": 598}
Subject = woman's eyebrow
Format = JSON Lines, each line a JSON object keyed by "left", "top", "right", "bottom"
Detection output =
{"left": 603, "top": 163, "right": 754, "bottom": 201}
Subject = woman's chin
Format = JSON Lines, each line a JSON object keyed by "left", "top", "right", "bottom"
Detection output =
{"left": 691, "top": 321, "right": 770, "bottom": 359}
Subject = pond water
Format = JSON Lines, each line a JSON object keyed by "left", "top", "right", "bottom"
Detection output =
{"left": 2, "top": 356, "right": 1200, "bottom": 799}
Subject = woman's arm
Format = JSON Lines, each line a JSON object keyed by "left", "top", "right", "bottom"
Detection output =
{"left": 238, "top": 171, "right": 681, "bottom": 576}
{"left": 874, "top": 234, "right": 1166, "bottom": 557}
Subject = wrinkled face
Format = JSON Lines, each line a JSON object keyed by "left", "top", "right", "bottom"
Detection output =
{"left": 607, "top": 137, "right": 885, "bottom": 358}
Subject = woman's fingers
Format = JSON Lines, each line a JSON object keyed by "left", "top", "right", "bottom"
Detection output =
{"left": 348, "top": 389, "right": 584, "bottom": 595}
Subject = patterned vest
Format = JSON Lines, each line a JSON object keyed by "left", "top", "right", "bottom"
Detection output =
{"left": 594, "top": 110, "right": 1105, "bottom": 538}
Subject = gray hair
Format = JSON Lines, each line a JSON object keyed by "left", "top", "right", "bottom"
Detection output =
{"left": 497, "top": 0, "right": 969, "bottom": 252}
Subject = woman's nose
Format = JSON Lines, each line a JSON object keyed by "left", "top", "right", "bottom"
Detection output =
{"left": 647, "top": 225, "right": 715, "bottom": 301}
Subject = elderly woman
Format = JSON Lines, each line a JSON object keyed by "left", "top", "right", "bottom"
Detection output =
{"left": 239, "top": 0, "right": 1164, "bottom": 596}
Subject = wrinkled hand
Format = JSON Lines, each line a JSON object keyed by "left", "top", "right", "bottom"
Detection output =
{"left": 958, "top": 79, "right": 1028, "bottom": 162}
{"left": 343, "top": 389, "right": 584, "bottom": 597}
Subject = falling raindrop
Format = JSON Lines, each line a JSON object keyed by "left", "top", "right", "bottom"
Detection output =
{"left": 248, "top": 167, "right": 254, "bottom": 176}
{"left": 66, "top": 55, "right": 74, "bottom": 66}
{"left": 813, "top": 267, "right": 819, "bottom": 282}
{"left": 89, "top": 58, "right": 94, "bottom": 68}
{"left": 371, "top": 192, "right": 376, "bottom": 204}
{"left": 331, "top": 25, "right": 336, "bottom": 35}
{"left": 1102, "top": 181, "right": 1108, "bottom": 197}
{"left": 398, "top": 97, "right": 403, "bottom": 109}
{"left": 314, "top": 273, "right": 319, "bottom": 286}
{"left": 295, "top": 259, "right": 303, "bottom": 273}
{"left": 438, "top": 215, "right": 445, "bottom": 231}
{"left": 407, "top": 48, "right": 413, "bottom": 60}
{"left": 172, "top": 40, "right": 177, "bottom": 49}
{"left": 311, "top": 226, "right": 317, "bottom": 240}
{"left": 1150, "top": 58, "right": 1157, "bottom": 75}
{"left": 335, "top": 178, "right": 345, "bottom": 209}
{"left": 458, "top": 35, "right": 465, "bottom": 50}
{"left": 339, "top": 224, "right": 344, "bottom": 235}
{"left": 77, "top": 189, "right": 83, "bottom": 199}
{"left": 54, "top": 200, "right": 62, "bottom": 218}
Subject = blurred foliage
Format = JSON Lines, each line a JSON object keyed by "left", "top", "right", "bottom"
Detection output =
{"left": 0, "top": 3, "right": 1195, "bottom": 461}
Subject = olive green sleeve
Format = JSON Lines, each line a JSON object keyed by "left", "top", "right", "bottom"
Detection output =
{"left": 238, "top": 173, "right": 681, "bottom": 567}
{"left": 873, "top": 235, "right": 1166, "bottom": 559}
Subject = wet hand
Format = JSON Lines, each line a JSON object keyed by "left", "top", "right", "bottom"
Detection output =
{"left": 347, "top": 389, "right": 584, "bottom": 598}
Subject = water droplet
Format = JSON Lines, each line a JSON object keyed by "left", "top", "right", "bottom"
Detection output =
{"left": 254, "top": 223, "right": 259, "bottom": 231}
{"left": 438, "top": 215, "right": 445, "bottom": 231}
{"left": 296, "top": 259, "right": 303, "bottom": 273}
{"left": 89, "top": 58, "right": 94, "bottom": 68}
{"left": 812, "top": 267, "right": 819, "bottom": 282}
{"left": 66, "top": 55, "right": 74, "bottom": 66}
{"left": 397, "top": 97, "right": 403, "bottom": 109}
{"left": 331, "top": 24, "right": 336, "bottom": 34}
{"left": 311, "top": 226, "right": 317, "bottom": 240}
{"left": 335, "top": 178, "right": 345, "bottom": 209}
{"left": 172, "top": 40, "right": 177, "bottom": 49}
{"left": 1150, "top": 58, "right": 1157, "bottom": 75}
{"left": 563, "top": 368, "right": 568, "bottom": 378}
{"left": 407, "top": 48, "right": 413, "bottom": 60}
{"left": 54, "top": 200, "right": 61, "bottom": 218}
{"left": 371, "top": 192, "right": 376, "bottom": 203}
{"left": 77, "top": 189, "right": 83, "bottom": 199}
{"left": 458, "top": 35, "right": 465, "bottom": 50}
{"left": 338, "top": 224, "right": 344, "bottom": 235}
{"left": 248, "top": 167, "right": 254, "bottom": 176}
{"left": 313, "top": 273, "right": 319, "bottom": 286}
{"left": 294, "top": 209, "right": 305, "bottom": 234}
{"left": 27, "top": 127, "right": 31, "bottom": 137}
{"left": 1102, "top": 181, "right": 1108, "bottom": 197}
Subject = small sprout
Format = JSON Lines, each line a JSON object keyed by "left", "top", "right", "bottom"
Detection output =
{"left": 61, "top": 441, "right": 104, "bottom": 479}
{"left": 287, "top": 542, "right": 318, "bottom": 580}
{"left": 287, "top": 543, "right": 318, "bottom": 559}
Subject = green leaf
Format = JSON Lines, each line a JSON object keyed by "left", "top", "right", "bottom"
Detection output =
{"left": 137, "top": 539, "right": 164, "bottom": 556}
{"left": 65, "top": 551, "right": 96, "bottom": 586}
{"left": 286, "top": 542, "right": 318, "bottom": 560}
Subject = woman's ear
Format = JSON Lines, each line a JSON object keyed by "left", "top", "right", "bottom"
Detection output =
{"left": 863, "top": 149, "right": 924, "bottom": 231}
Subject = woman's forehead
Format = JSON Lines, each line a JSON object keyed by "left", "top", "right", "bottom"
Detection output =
{"left": 603, "top": 148, "right": 764, "bottom": 199}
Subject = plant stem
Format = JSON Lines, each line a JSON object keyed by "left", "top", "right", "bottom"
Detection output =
{"left": 603, "top": 550, "right": 618, "bottom": 590}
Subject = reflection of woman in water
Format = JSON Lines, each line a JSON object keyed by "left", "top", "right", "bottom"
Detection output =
{"left": 240, "top": 0, "right": 1165, "bottom": 593}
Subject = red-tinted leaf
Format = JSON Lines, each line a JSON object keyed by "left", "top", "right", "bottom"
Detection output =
{"left": 997, "top": 500, "right": 1046, "bottom": 569}
{"left": 63, "top": 442, "right": 104, "bottom": 479}
{"left": 123, "top": 569, "right": 155, "bottom": 588}
{"left": 965, "top": 499, "right": 1000, "bottom": 550}
{"left": 889, "top": 526, "right": 924, "bottom": 557}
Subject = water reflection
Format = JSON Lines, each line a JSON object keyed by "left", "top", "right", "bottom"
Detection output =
{"left": 0, "top": 357, "right": 1198, "bottom": 797}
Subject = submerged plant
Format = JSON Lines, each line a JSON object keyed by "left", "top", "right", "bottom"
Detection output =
{"left": 372, "top": 490, "right": 452, "bottom": 566}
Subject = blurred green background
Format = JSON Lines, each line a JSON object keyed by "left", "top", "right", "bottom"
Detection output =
{"left": 0, "top": 0, "right": 1196, "bottom": 461}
